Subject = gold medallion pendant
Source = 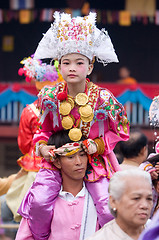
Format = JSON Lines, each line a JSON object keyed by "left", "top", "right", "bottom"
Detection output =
{"left": 62, "top": 116, "right": 74, "bottom": 129}
{"left": 59, "top": 101, "right": 72, "bottom": 115}
{"left": 68, "top": 128, "right": 82, "bottom": 141}
{"left": 80, "top": 113, "right": 94, "bottom": 122}
{"left": 75, "top": 93, "right": 88, "bottom": 106}
{"left": 79, "top": 104, "right": 93, "bottom": 117}
{"left": 67, "top": 96, "right": 74, "bottom": 109}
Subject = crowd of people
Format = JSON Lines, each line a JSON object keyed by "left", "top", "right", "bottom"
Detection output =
{"left": 0, "top": 11, "right": 159, "bottom": 240}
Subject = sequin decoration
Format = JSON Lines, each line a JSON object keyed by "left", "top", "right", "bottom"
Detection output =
{"left": 149, "top": 96, "right": 159, "bottom": 127}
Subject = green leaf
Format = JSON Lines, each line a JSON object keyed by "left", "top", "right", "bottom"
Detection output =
{"left": 109, "top": 98, "right": 114, "bottom": 105}
{"left": 105, "top": 106, "right": 111, "bottom": 110}
{"left": 115, "top": 105, "right": 120, "bottom": 110}
{"left": 48, "top": 93, "right": 54, "bottom": 99}
{"left": 112, "top": 110, "right": 115, "bottom": 116}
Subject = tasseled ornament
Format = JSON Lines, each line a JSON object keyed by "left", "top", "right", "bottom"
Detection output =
{"left": 57, "top": 91, "right": 67, "bottom": 101}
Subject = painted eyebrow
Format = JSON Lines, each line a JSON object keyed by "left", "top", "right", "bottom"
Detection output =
{"left": 76, "top": 58, "right": 85, "bottom": 60}
{"left": 62, "top": 58, "right": 85, "bottom": 61}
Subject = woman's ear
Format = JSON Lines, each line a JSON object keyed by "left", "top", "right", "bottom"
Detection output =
{"left": 109, "top": 195, "right": 117, "bottom": 210}
{"left": 53, "top": 158, "right": 62, "bottom": 169}
{"left": 87, "top": 64, "right": 94, "bottom": 76}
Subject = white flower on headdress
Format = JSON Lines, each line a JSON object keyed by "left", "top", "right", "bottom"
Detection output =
{"left": 34, "top": 11, "right": 118, "bottom": 66}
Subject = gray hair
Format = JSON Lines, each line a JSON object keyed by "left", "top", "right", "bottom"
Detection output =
{"left": 108, "top": 169, "right": 152, "bottom": 217}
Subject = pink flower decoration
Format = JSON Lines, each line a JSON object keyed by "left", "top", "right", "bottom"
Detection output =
{"left": 94, "top": 109, "right": 108, "bottom": 121}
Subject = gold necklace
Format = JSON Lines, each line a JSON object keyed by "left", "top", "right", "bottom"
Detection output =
{"left": 59, "top": 84, "right": 94, "bottom": 141}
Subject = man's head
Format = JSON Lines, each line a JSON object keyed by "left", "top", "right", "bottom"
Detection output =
{"left": 48, "top": 130, "right": 88, "bottom": 182}
{"left": 119, "top": 66, "right": 131, "bottom": 79}
{"left": 120, "top": 131, "right": 148, "bottom": 161}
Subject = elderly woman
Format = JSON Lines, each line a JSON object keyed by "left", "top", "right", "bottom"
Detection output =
{"left": 86, "top": 169, "right": 153, "bottom": 240}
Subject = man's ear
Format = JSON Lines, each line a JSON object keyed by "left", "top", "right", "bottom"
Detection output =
{"left": 139, "top": 146, "right": 147, "bottom": 156}
{"left": 53, "top": 158, "right": 62, "bottom": 169}
{"left": 87, "top": 64, "right": 94, "bottom": 76}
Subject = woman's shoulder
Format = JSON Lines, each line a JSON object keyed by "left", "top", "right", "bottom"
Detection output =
{"left": 85, "top": 220, "right": 115, "bottom": 240}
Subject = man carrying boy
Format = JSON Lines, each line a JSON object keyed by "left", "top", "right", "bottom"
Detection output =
{"left": 16, "top": 130, "right": 100, "bottom": 239}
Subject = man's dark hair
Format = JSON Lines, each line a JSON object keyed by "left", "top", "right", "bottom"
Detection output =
{"left": 120, "top": 131, "right": 147, "bottom": 158}
{"left": 48, "top": 130, "right": 85, "bottom": 148}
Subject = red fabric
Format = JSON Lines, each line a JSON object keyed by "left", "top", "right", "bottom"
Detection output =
{"left": 0, "top": 82, "right": 38, "bottom": 95}
{"left": 97, "top": 83, "right": 159, "bottom": 99}
{"left": 17, "top": 100, "right": 42, "bottom": 171}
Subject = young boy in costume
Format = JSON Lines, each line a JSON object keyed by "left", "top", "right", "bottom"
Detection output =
{"left": 18, "top": 11, "right": 130, "bottom": 239}
{"left": 16, "top": 130, "right": 99, "bottom": 240}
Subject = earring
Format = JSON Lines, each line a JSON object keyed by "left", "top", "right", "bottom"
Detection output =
{"left": 113, "top": 208, "right": 116, "bottom": 212}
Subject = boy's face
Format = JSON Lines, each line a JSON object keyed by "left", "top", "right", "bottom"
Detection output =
{"left": 58, "top": 53, "right": 93, "bottom": 85}
{"left": 55, "top": 149, "right": 88, "bottom": 182}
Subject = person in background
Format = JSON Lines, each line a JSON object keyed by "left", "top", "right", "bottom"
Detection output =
{"left": 0, "top": 174, "right": 17, "bottom": 240}
{"left": 86, "top": 169, "right": 153, "bottom": 240}
{"left": 140, "top": 153, "right": 159, "bottom": 218}
{"left": 0, "top": 175, "right": 16, "bottom": 197}
{"left": 120, "top": 130, "right": 148, "bottom": 170}
{"left": 117, "top": 66, "right": 137, "bottom": 85}
{"left": 0, "top": 57, "right": 63, "bottom": 240}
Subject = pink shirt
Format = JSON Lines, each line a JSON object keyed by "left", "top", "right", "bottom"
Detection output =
{"left": 16, "top": 185, "right": 97, "bottom": 240}
{"left": 16, "top": 197, "right": 85, "bottom": 240}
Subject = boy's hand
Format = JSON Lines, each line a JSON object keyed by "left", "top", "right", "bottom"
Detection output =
{"left": 40, "top": 145, "right": 55, "bottom": 162}
{"left": 155, "top": 181, "right": 159, "bottom": 194}
{"left": 82, "top": 139, "right": 97, "bottom": 155}
{"left": 155, "top": 162, "right": 159, "bottom": 174}
{"left": 150, "top": 170, "right": 158, "bottom": 180}
{"left": 48, "top": 149, "right": 56, "bottom": 162}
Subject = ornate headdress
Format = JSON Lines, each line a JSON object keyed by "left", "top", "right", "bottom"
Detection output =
{"left": 48, "top": 139, "right": 97, "bottom": 162}
{"left": 149, "top": 95, "right": 159, "bottom": 154}
{"left": 18, "top": 56, "right": 64, "bottom": 90}
{"left": 34, "top": 11, "right": 118, "bottom": 66}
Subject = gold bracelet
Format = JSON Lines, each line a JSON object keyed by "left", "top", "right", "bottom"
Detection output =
{"left": 38, "top": 140, "right": 47, "bottom": 156}
{"left": 39, "top": 143, "right": 46, "bottom": 152}
{"left": 94, "top": 137, "right": 105, "bottom": 155}
{"left": 144, "top": 163, "right": 153, "bottom": 171}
